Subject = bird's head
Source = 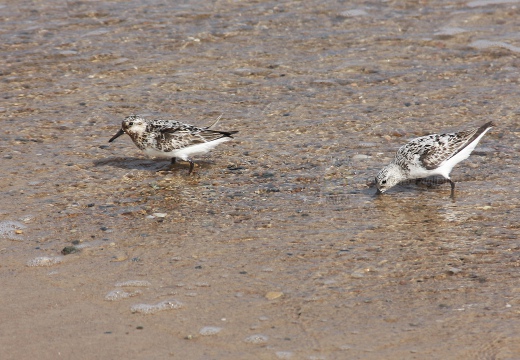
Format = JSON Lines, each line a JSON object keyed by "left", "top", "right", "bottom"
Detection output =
{"left": 375, "top": 163, "right": 403, "bottom": 194}
{"left": 109, "top": 115, "right": 147, "bottom": 142}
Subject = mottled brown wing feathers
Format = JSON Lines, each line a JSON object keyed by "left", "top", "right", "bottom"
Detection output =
{"left": 154, "top": 127, "right": 181, "bottom": 144}
{"left": 418, "top": 134, "right": 470, "bottom": 170}
{"left": 157, "top": 128, "right": 237, "bottom": 145}
{"left": 419, "top": 121, "right": 494, "bottom": 170}
{"left": 160, "top": 127, "right": 181, "bottom": 135}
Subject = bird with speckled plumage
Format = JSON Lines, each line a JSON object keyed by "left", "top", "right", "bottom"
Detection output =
{"left": 375, "top": 121, "right": 494, "bottom": 197}
{"left": 109, "top": 114, "right": 238, "bottom": 174}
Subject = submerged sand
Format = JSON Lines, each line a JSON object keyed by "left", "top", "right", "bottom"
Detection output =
{"left": 1, "top": 0, "right": 519, "bottom": 359}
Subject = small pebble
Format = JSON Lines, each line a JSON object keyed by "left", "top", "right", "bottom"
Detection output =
{"left": 340, "top": 9, "right": 368, "bottom": 17}
{"left": 447, "top": 267, "right": 462, "bottom": 275}
{"left": 61, "top": 246, "right": 79, "bottom": 255}
{"left": 352, "top": 154, "right": 371, "bottom": 160}
{"left": 111, "top": 253, "right": 128, "bottom": 262}
{"left": 265, "top": 291, "right": 284, "bottom": 300}
{"left": 350, "top": 271, "right": 365, "bottom": 278}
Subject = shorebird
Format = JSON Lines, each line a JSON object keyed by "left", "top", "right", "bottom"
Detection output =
{"left": 375, "top": 121, "right": 494, "bottom": 197}
{"left": 109, "top": 114, "right": 238, "bottom": 174}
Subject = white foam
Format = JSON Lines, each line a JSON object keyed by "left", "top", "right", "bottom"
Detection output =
{"left": 244, "top": 334, "right": 269, "bottom": 344}
{"left": 434, "top": 27, "right": 467, "bottom": 36}
{"left": 275, "top": 351, "right": 295, "bottom": 359}
{"left": 105, "top": 289, "right": 142, "bottom": 301}
{"left": 199, "top": 326, "right": 223, "bottom": 336}
{"left": 115, "top": 280, "right": 152, "bottom": 287}
{"left": 130, "top": 299, "right": 183, "bottom": 314}
{"left": 470, "top": 40, "right": 520, "bottom": 53}
{"left": 468, "top": 0, "right": 519, "bottom": 7}
{"left": 27, "top": 256, "right": 63, "bottom": 267}
{"left": 340, "top": 9, "right": 368, "bottom": 17}
{"left": 0, "top": 221, "right": 26, "bottom": 240}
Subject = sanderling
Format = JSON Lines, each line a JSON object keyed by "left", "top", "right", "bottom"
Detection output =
{"left": 108, "top": 114, "right": 238, "bottom": 174}
{"left": 375, "top": 121, "right": 495, "bottom": 197}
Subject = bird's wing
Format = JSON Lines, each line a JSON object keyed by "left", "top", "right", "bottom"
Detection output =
{"left": 394, "top": 122, "right": 494, "bottom": 171}
{"left": 147, "top": 119, "right": 237, "bottom": 151}
{"left": 152, "top": 126, "right": 231, "bottom": 152}
{"left": 416, "top": 128, "right": 479, "bottom": 170}
{"left": 196, "top": 129, "right": 236, "bottom": 142}
{"left": 160, "top": 126, "right": 229, "bottom": 142}
{"left": 419, "top": 120, "right": 494, "bottom": 169}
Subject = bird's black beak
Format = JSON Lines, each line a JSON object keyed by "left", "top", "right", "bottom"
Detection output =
{"left": 375, "top": 188, "right": 383, "bottom": 196}
{"left": 108, "top": 129, "right": 125, "bottom": 143}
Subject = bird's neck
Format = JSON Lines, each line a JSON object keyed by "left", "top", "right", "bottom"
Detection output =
{"left": 388, "top": 162, "right": 407, "bottom": 181}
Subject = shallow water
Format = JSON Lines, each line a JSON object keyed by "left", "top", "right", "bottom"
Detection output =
{"left": 1, "top": 0, "right": 520, "bottom": 358}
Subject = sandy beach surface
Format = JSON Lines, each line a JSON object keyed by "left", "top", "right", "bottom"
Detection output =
{"left": 1, "top": 0, "right": 519, "bottom": 359}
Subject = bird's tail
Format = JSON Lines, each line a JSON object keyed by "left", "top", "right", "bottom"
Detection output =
{"left": 218, "top": 130, "right": 238, "bottom": 138}
{"left": 205, "top": 114, "right": 238, "bottom": 138}
{"left": 481, "top": 121, "right": 496, "bottom": 129}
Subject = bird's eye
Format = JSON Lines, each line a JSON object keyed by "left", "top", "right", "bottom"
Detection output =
{"left": 381, "top": 180, "right": 387, "bottom": 184}
{"left": 128, "top": 122, "right": 134, "bottom": 126}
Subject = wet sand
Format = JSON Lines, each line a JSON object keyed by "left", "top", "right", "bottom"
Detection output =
{"left": 1, "top": 0, "right": 520, "bottom": 359}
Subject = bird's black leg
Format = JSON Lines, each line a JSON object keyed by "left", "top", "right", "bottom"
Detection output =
{"left": 449, "top": 179, "right": 455, "bottom": 198}
{"left": 165, "top": 157, "right": 176, "bottom": 171}
{"left": 157, "top": 158, "right": 176, "bottom": 172}
{"left": 188, "top": 160, "right": 195, "bottom": 175}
